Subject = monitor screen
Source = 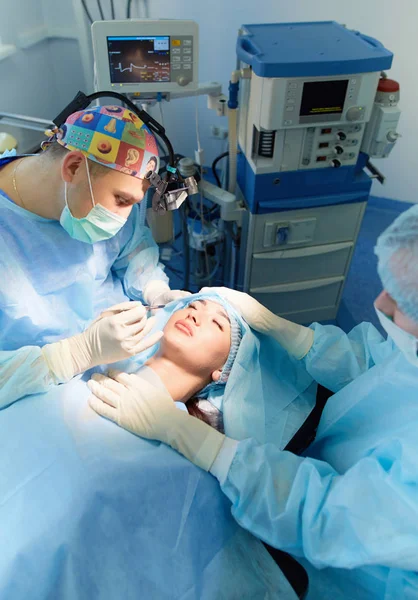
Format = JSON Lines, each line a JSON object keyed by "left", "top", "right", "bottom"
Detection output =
{"left": 107, "top": 36, "right": 170, "bottom": 84}
{"left": 300, "top": 80, "right": 349, "bottom": 116}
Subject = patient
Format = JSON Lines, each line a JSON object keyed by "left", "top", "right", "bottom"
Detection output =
{"left": 90, "top": 291, "right": 315, "bottom": 450}
{"left": 142, "top": 298, "right": 242, "bottom": 432}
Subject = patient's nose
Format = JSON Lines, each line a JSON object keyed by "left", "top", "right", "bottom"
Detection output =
{"left": 187, "top": 311, "right": 200, "bottom": 326}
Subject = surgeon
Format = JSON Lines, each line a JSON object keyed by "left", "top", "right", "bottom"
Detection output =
{"left": 0, "top": 105, "right": 189, "bottom": 406}
{"left": 89, "top": 203, "right": 418, "bottom": 599}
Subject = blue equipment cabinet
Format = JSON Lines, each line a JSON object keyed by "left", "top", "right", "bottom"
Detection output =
{"left": 235, "top": 22, "right": 398, "bottom": 323}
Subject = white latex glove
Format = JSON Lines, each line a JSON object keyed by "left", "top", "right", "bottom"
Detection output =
{"left": 143, "top": 280, "right": 191, "bottom": 307}
{"left": 201, "top": 287, "right": 314, "bottom": 360}
{"left": 42, "top": 301, "right": 163, "bottom": 384}
{"left": 88, "top": 370, "right": 225, "bottom": 471}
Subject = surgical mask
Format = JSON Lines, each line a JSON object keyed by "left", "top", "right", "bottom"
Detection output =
{"left": 60, "top": 158, "right": 127, "bottom": 244}
{"left": 375, "top": 307, "right": 418, "bottom": 367}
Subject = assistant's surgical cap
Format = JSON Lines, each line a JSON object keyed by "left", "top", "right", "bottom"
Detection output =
{"left": 375, "top": 204, "right": 418, "bottom": 324}
{"left": 44, "top": 105, "right": 159, "bottom": 179}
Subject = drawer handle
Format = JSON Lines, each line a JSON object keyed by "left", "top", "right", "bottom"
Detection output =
{"left": 254, "top": 242, "right": 352, "bottom": 260}
{"left": 251, "top": 276, "right": 344, "bottom": 294}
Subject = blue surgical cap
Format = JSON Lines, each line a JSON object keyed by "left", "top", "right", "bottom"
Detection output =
{"left": 218, "top": 313, "right": 243, "bottom": 382}
{"left": 196, "top": 296, "right": 244, "bottom": 396}
{"left": 375, "top": 204, "right": 418, "bottom": 324}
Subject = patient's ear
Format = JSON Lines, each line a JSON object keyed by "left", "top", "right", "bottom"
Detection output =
{"left": 211, "top": 369, "right": 224, "bottom": 382}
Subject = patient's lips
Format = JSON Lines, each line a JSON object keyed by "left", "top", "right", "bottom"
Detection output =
{"left": 175, "top": 319, "right": 193, "bottom": 337}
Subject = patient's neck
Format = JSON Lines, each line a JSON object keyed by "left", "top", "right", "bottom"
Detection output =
{"left": 146, "top": 355, "right": 209, "bottom": 403}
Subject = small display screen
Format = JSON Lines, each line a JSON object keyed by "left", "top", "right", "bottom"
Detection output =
{"left": 107, "top": 36, "right": 170, "bottom": 83}
{"left": 300, "top": 80, "right": 349, "bottom": 116}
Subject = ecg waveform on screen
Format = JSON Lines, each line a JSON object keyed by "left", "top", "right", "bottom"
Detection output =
{"left": 113, "top": 60, "right": 170, "bottom": 81}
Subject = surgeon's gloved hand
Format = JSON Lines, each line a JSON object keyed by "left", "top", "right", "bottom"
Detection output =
{"left": 42, "top": 301, "right": 163, "bottom": 384}
{"left": 201, "top": 287, "right": 314, "bottom": 360}
{"left": 88, "top": 370, "right": 225, "bottom": 471}
{"left": 143, "top": 280, "right": 191, "bottom": 308}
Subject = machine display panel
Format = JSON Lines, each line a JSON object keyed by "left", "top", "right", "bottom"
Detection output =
{"left": 300, "top": 80, "right": 349, "bottom": 116}
{"left": 107, "top": 36, "right": 170, "bottom": 84}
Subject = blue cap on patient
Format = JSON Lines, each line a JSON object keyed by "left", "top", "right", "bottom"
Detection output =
{"left": 217, "top": 313, "right": 243, "bottom": 384}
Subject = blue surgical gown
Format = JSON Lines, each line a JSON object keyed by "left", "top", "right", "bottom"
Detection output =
{"left": 218, "top": 322, "right": 418, "bottom": 600}
{"left": 0, "top": 163, "right": 168, "bottom": 407}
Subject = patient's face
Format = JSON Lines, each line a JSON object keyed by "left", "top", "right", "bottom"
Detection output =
{"left": 161, "top": 299, "right": 231, "bottom": 381}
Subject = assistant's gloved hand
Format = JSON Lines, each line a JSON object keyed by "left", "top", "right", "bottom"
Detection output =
{"left": 88, "top": 370, "right": 225, "bottom": 471}
{"left": 42, "top": 301, "right": 163, "bottom": 384}
{"left": 143, "top": 280, "right": 191, "bottom": 307}
{"left": 201, "top": 287, "right": 314, "bottom": 359}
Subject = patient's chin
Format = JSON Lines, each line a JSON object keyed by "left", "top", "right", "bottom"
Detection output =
{"left": 158, "top": 335, "right": 212, "bottom": 375}
{"left": 159, "top": 328, "right": 191, "bottom": 355}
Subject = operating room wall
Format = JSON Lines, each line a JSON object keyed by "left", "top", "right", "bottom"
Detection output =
{"left": 0, "top": 0, "right": 85, "bottom": 120}
{"left": 0, "top": 1, "right": 52, "bottom": 117}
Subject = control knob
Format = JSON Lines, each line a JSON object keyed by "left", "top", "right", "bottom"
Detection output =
{"left": 177, "top": 76, "right": 190, "bottom": 87}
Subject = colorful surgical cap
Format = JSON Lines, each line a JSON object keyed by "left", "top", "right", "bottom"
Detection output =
{"left": 46, "top": 105, "right": 159, "bottom": 179}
